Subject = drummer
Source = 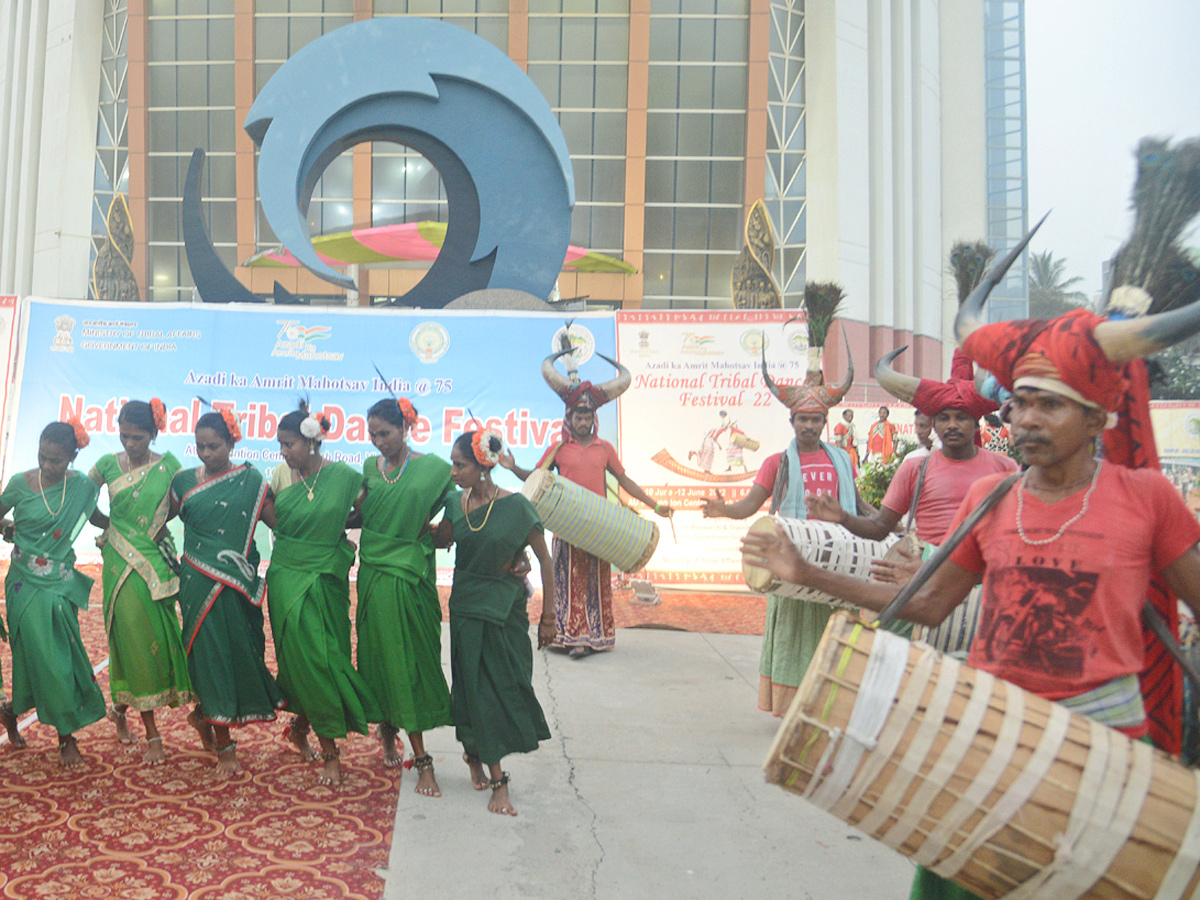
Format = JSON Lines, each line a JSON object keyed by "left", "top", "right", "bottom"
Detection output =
{"left": 742, "top": 281, "right": 1200, "bottom": 900}
{"left": 807, "top": 349, "right": 1017, "bottom": 585}
{"left": 701, "top": 328, "right": 874, "bottom": 716}
{"left": 500, "top": 347, "right": 672, "bottom": 659}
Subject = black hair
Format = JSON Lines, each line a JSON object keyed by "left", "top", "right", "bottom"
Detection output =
{"left": 278, "top": 400, "right": 329, "bottom": 438}
{"left": 453, "top": 431, "right": 477, "bottom": 461}
{"left": 195, "top": 411, "right": 234, "bottom": 444}
{"left": 118, "top": 399, "right": 157, "bottom": 436}
{"left": 367, "top": 398, "right": 414, "bottom": 428}
{"left": 41, "top": 422, "right": 78, "bottom": 452}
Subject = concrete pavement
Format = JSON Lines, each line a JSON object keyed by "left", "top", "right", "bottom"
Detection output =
{"left": 381, "top": 627, "right": 913, "bottom": 899}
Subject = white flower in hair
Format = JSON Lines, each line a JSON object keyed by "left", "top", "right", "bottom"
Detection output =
{"left": 300, "top": 414, "right": 324, "bottom": 440}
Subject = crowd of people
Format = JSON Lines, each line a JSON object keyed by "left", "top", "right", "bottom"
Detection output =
{"left": 0, "top": 396, "right": 560, "bottom": 816}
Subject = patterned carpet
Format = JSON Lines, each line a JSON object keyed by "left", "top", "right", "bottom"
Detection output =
{"left": 0, "top": 561, "right": 764, "bottom": 898}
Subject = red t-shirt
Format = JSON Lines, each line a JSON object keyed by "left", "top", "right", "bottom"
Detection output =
{"left": 882, "top": 449, "right": 1018, "bottom": 544}
{"left": 753, "top": 450, "right": 842, "bottom": 497}
{"left": 947, "top": 465, "right": 1200, "bottom": 702}
{"left": 536, "top": 437, "right": 624, "bottom": 496}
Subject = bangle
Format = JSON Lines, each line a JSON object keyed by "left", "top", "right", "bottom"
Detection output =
{"left": 654, "top": 502, "right": 664, "bottom": 513}
{"left": 539, "top": 617, "right": 555, "bottom": 625}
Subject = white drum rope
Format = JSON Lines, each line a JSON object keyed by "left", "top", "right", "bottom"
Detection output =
{"left": 1152, "top": 767, "right": 1200, "bottom": 900}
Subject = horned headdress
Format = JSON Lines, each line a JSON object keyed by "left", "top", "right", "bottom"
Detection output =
{"left": 762, "top": 282, "right": 854, "bottom": 413}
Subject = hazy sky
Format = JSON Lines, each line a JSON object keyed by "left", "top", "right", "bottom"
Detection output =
{"left": 1025, "top": 1, "right": 1200, "bottom": 298}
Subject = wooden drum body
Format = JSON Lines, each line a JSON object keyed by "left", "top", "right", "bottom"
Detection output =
{"left": 521, "top": 468, "right": 659, "bottom": 573}
{"left": 742, "top": 515, "right": 899, "bottom": 607}
{"left": 765, "top": 611, "right": 1200, "bottom": 900}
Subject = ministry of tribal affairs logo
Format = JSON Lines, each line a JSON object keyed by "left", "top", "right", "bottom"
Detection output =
{"left": 410, "top": 322, "right": 450, "bottom": 363}
{"left": 551, "top": 323, "right": 595, "bottom": 366}
{"left": 271, "top": 321, "right": 344, "bottom": 361}
{"left": 51, "top": 315, "right": 75, "bottom": 353}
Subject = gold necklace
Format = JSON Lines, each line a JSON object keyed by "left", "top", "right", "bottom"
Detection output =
{"left": 120, "top": 453, "right": 153, "bottom": 499}
{"left": 463, "top": 485, "right": 497, "bottom": 532}
{"left": 38, "top": 471, "right": 67, "bottom": 517}
{"left": 300, "top": 461, "right": 323, "bottom": 502}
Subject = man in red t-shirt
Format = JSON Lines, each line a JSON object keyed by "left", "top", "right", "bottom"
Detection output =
{"left": 502, "top": 350, "right": 671, "bottom": 659}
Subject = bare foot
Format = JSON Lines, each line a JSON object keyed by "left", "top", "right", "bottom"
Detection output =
{"left": 216, "top": 742, "right": 241, "bottom": 779}
{"left": 0, "top": 703, "right": 25, "bottom": 748}
{"left": 285, "top": 718, "right": 320, "bottom": 762}
{"left": 463, "top": 752, "right": 488, "bottom": 791}
{"left": 188, "top": 709, "right": 216, "bottom": 752}
{"left": 380, "top": 725, "right": 403, "bottom": 768}
{"left": 317, "top": 750, "right": 342, "bottom": 786}
{"left": 107, "top": 706, "right": 134, "bottom": 744}
{"left": 142, "top": 736, "right": 166, "bottom": 767}
{"left": 414, "top": 761, "right": 441, "bottom": 797}
{"left": 58, "top": 735, "right": 84, "bottom": 769}
{"left": 488, "top": 776, "right": 517, "bottom": 816}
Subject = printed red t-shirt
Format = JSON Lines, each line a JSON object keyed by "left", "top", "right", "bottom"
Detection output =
{"left": 536, "top": 437, "right": 623, "bottom": 496}
{"left": 881, "top": 448, "right": 1018, "bottom": 544}
{"left": 946, "top": 464, "right": 1200, "bottom": 702}
{"left": 753, "top": 450, "right": 842, "bottom": 498}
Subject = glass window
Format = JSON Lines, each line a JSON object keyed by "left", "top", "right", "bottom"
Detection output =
{"left": 591, "top": 158, "right": 625, "bottom": 201}
{"left": 590, "top": 206, "right": 624, "bottom": 250}
{"left": 592, "top": 112, "right": 627, "bottom": 155}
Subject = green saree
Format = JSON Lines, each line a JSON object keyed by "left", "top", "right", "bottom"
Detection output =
{"left": 446, "top": 491, "right": 550, "bottom": 765}
{"left": 357, "top": 453, "right": 453, "bottom": 734}
{"left": 90, "top": 452, "right": 193, "bottom": 710}
{"left": 1, "top": 470, "right": 106, "bottom": 733}
{"left": 173, "top": 464, "right": 285, "bottom": 725}
{"left": 266, "top": 461, "right": 380, "bottom": 739}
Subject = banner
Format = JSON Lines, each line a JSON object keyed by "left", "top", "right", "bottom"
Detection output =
{"left": 0, "top": 295, "right": 19, "bottom": 481}
{"left": 614, "top": 309, "right": 814, "bottom": 588}
{"left": 8, "top": 299, "right": 617, "bottom": 558}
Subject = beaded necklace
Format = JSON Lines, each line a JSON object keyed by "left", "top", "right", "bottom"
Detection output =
{"left": 381, "top": 447, "right": 410, "bottom": 484}
{"left": 1015, "top": 461, "right": 1102, "bottom": 547}
{"left": 37, "top": 470, "right": 67, "bottom": 517}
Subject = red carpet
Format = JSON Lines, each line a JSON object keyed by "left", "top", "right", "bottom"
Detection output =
{"left": 0, "top": 561, "right": 764, "bottom": 898}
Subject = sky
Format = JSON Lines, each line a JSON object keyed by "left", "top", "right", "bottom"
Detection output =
{"left": 1025, "top": 1, "right": 1200, "bottom": 298}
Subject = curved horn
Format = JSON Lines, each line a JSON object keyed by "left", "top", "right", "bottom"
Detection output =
{"left": 594, "top": 352, "right": 631, "bottom": 402}
{"left": 955, "top": 211, "right": 1050, "bottom": 343}
{"left": 542, "top": 347, "right": 574, "bottom": 397}
{"left": 1093, "top": 297, "right": 1200, "bottom": 364}
{"left": 874, "top": 346, "right": 919, "bottom": 403}
{"left": 829, "top": 326, "right": 855, "bottom": 401}
{"left": 760, "top": 335, "right": 795, "bottom": 408}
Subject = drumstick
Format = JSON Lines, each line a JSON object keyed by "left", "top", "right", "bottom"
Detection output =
{"left": 668, "top": 509, "right": 677, "bottom": 544}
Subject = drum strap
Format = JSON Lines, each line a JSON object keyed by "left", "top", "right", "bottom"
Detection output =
{"left": 904, "top": 452, "right": 932, "bottom": 534}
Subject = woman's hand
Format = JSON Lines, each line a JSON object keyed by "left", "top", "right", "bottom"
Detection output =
{"left": 536, "top": 618, "right": 556, "bottom": 650}
{"left": 507, "top": 550, "right": 532, "bottom": 579}
{"left": 740, "top": 524, "right": 809, "bottom": 585}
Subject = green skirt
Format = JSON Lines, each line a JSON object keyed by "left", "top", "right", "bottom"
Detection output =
{"left": 180, "top": 570, "right": 285, "bottom": 726}
{"left": 269, "top": 569, "right": 381, "bottom": 739}
{"left": 450, "top": 598, "right": 550, "bottom": 765}
{"left": 356, "top": 565, "right": 452, "bottom": 734}
{"left": 105, "top": 574, "right": 194, "bottom": 711}
{"left": 909, "top": 867, "right": 985, "bottom": 900}
{"left": 7, "top": 578, "right": 106, "bottom": 734}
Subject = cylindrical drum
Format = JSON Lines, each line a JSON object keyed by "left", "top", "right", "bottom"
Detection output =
{"left": 765, "top": 611, "right": 1200, "bottom": 900}
{"left": 914, "top": 583, "right": 982, "bottom": 658}
{"left": 742, "top": 515, "right": 899, "bottom": 607}
{"left": 521, "top": 468, "right": 659, "bottom": 573}
{"left": 731, "top": 432, "right": 760, "bottom": 451}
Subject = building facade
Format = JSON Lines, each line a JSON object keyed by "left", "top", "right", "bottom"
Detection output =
{"left": 0, "top": 0, "right": 1025, "bottom": 386}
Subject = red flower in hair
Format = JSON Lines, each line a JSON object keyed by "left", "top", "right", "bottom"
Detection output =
{"left": 149, "top": 398, "right": 168, "bottom": 433}
{"left": 219, "top": 408, "right": 243, "bottom": 444}
{"left": 64, "top": 415, "right": 90, "bottom": 449}
{"left": 471, "top": 428, "right": 503, "bottom": 467}
{"left": 397, "top": 398, "right": 418, "bottom": 426}
{"left": 317, "top": 413, "right": 331, "bottom": 433}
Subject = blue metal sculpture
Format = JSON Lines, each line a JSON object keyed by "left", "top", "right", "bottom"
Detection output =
{"left": 245, "top": 17, "right": 575, "bottom": 308}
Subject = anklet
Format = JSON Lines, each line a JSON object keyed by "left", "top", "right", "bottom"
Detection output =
{"left": 147, "top": 736, "right": 163, "bottom": 744}
{"left": 412, "top": 754, "right": 434, "bottom": 772}
{"left": 216, "top": 740, "right": 238, "bottom": 756}
{"left": 289, "top": 717, "right": 311, "bottom": 735}
{"left": 320, "top": 747, "right": 341, "bottom": 762}
{"left": 487, "top": 772, "right": 510, "bottom": 790}
{"left": 379, "top": 723, "right": 400, "bottom": 738}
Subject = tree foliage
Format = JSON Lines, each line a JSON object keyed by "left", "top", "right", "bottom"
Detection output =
{"left": 855, "top": 438, "right": 918, "bottom": 508}
{"left": 1028, "top": 250, "right": 1090, "bottom": 319}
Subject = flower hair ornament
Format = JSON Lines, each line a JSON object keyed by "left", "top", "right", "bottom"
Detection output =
{"left": 64, "top": 415, "right": 90, "bottom": 449}
{"left": 472, "top": 428, "right": 504, "bottom": 467}
{"left": 397, "top": 397, "right": 418, "bottom": 426}
{"left": 219, "top": 408, "right": 243, "bottom": 444}
{"left": 299, "top": 410, "right": 331, "bottom": 441}
{"left": 150, "top": 398, "right": 168, "bottom": 433}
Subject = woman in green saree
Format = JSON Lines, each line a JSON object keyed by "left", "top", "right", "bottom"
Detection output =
{"left": 1, "top": 420, "right": 106, "bottom": 768}
{"left": 446, "top": 430, "right": 556, "bottom": 816}
{"left": 88, "top": 399, "right": 194, "bottom": 765}
{"left": 357, "top": 398, "right": 453, "bottom": 794}
{"left": 263, "top": 403, "right": 381, "bottom": 786}
{"left": 171, "top": 410, "right": 285, "bottom": 777}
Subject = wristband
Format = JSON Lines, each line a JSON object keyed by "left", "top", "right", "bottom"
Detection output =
{"left": 654, "top": 502, "right": 665, "bottom": 514}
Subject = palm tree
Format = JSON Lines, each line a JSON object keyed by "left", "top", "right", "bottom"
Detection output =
{"left": 1028, "top": 250, "right": 1090, "bottom": 318}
